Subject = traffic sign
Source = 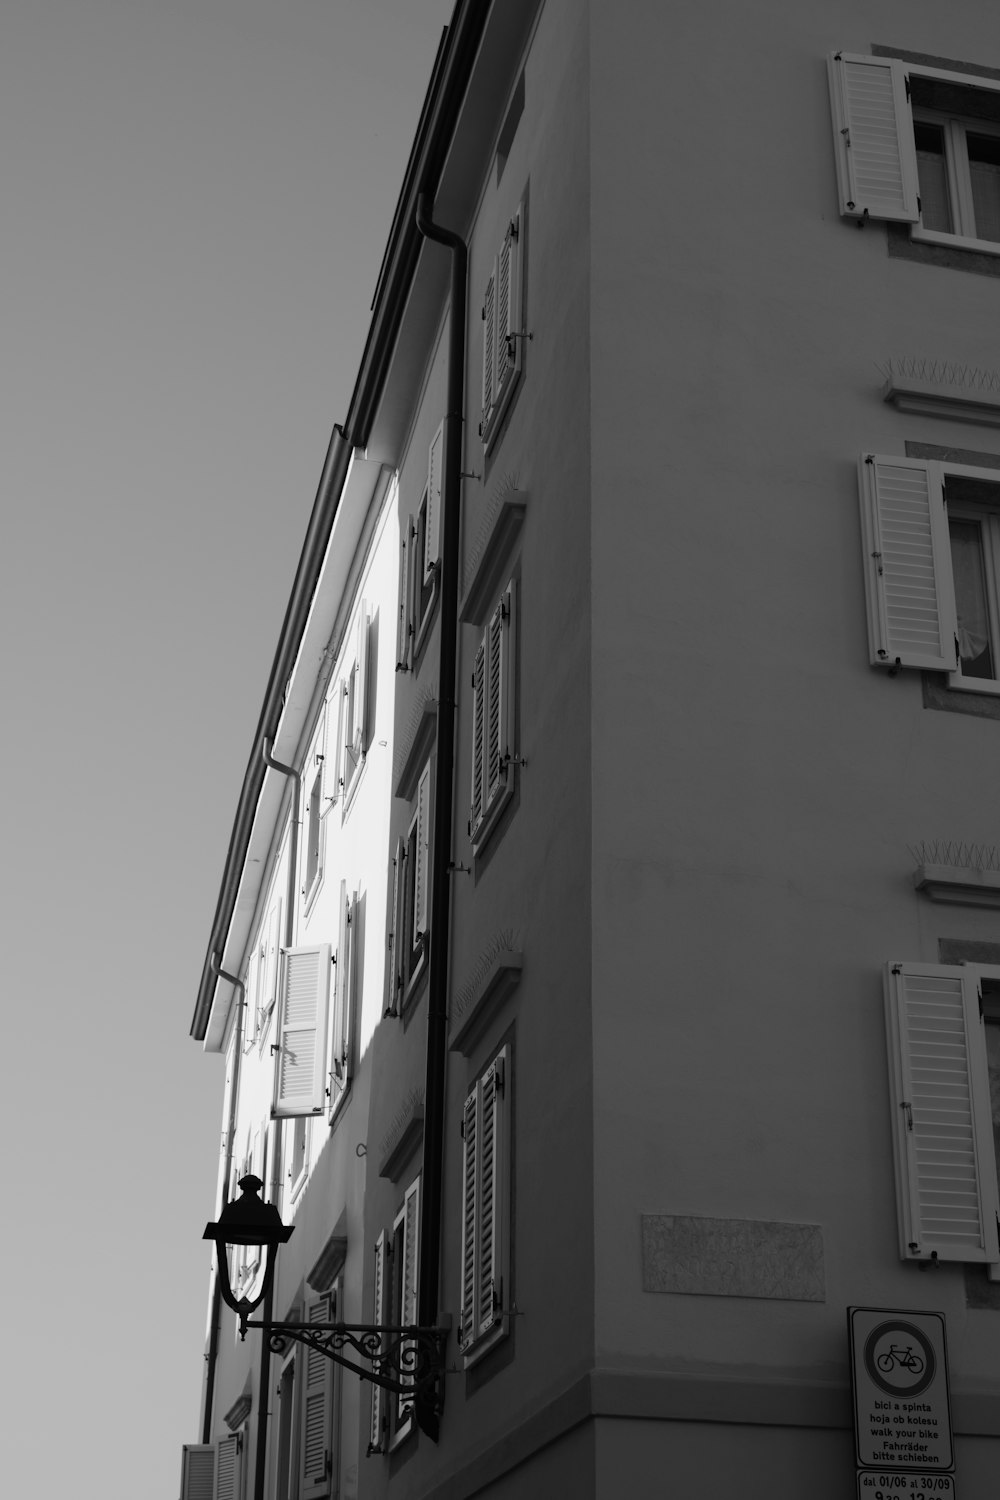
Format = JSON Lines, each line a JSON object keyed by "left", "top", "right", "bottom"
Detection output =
{"left": 848, "top": 1307, "right": 953, "bottom": 1471}
{"left": 857, "top": 1473, "right": 955, "bottom": 1497}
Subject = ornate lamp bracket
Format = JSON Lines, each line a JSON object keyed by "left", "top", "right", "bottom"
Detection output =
{"left": 246, "top": 1319, "right": 449, "bottom": 1414}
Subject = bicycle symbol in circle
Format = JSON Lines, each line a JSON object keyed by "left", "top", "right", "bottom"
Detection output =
{"left": 864, "top": 1320, "right": 936, "bottom": 1397}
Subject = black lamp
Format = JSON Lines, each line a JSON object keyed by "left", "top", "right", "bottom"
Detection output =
{"left": 203, "top": 1174, "right": 293, "bottom": 1336}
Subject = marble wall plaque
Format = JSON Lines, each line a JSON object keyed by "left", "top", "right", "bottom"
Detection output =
{"left": 641, "top": 1214, "right": 825, "bottom": 1302}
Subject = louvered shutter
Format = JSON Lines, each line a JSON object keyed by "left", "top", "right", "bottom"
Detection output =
{"left": 477, "top": 1055, "right": 504, "bottom": 1337}
{"left": 858, "top": 455, "right": 957, "bottom": 672}
{"left": 398, "top": 1179, "right": 420, "bottom": 1425}
{"left": 424, "top": 423, "right": 444, "bottom": 582}
{"left": 396, "top": 524, "right": 410, "bottom": 670}
{"left": 827, "top": 53, "right": 919, "bottom": 221}
{"left": 385, "top": 836, "right": 405, "bottom": 1015}
{"left": 884, "top": 962, "right": 1000, "bottom": 1263}
{"left": 180, "top": 1444, "right": 215, "bottom": 1500}
{"left": 300, "top": 1293, "right": 334, "bottom": 1498}
{"left": 470, "top": 640, "right": 486, "bottom": 837}
{"left": 414, "top": 764, "right": 430, "bottom": 939}
{"left": 485, "top": 597, "right": 507, "bottom": 808}
{"left": 324, "top": 688, "right": 344, "bottom": 806}
{"left": 356, "top": 609, "right": 370, "bottom": 757}
{"left": 459, "top": 1088, "right": 478, "bottom": 1349}
{"left": 329, "top": 883, "right": 352, "bottom": 1118}
{"left": 258, "top": 903, "right": 282, "bottom": 1044}
{"left": 480, "top": 261, "right": 497, "bottom": 435}
{"left": 369, "top": 1233, "right": 386, "bottom": 1453}
{"left": 496, "top": 212, "right": 520, "bottom": 391}
{"left": 272, "top": 945, "right": 331, "bottom": 1117}
{"left": 214, "top": 1434, "right": 241, "bottom": 1500}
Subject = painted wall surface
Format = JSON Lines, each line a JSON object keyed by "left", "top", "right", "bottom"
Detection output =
{"left": 587, "top": 0, "right": 1000, "bottom": 1481}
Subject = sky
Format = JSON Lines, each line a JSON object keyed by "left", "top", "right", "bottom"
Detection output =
{"left": 0, "top": 2, "right": 453, "bottom": 1493}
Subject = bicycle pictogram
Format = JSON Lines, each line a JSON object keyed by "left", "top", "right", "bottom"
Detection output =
{"left": 875, "top": 1344, "right": 925, "bottom": 1377}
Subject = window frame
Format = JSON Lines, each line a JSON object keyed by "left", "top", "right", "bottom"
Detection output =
{"left": 946, "top": 500, "right": 1000, "bottom": 693}
{"left": 385, "top": 763, "right": 431, "bottom": 1016}
{"left": 459, "top": 1044, "right": 511, "bottom": 1366}
{"left": 339, "top": 607, "right": 372, "bottom": 812}
{"left": 479, "top": 202, "right": 525, "bottom": 453}
{"left": 468, "top": 577, "right": 517, "bottom": 850}
{"left": 912, "top": 107, "right": 1000, "bottom": 254}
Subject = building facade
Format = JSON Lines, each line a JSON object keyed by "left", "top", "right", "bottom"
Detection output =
{"left": 183, "top": 2, "right": 1000, "bottom": 1495}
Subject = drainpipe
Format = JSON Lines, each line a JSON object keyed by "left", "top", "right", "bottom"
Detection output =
{"left": 414, "top": 189, "right": 467, "bottom": 1443}
{"left": 252, "top": 740, "right": 302, "bottom": 1500}
{"left": 201, "top": 957, "right": 247, "bottom": 1444}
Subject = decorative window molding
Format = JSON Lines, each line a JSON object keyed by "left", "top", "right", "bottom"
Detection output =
{"left": 378, "top": 1089, "right": 424, "bottom": 1181}
{"left": 911, "top": 840, "right": 1000, "bottom": 906}
{"left": 450, "top": 935, "right": 523, "bottom": 1056}
{"left": 461, "top": 474, "right": 525, "bottom": 626}
{"left": 393, "top": 694, "right": 437, "bottom": 801}
{"left": 307, "top": 1230, "right": 347, "bottom": 1295}
{"left": 882, "top": 356, "right": 1000, "bottom": 426}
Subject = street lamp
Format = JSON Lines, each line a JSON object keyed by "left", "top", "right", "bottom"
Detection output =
{"left": 203, "top": 1174, "right": 293, "bottom": 1336}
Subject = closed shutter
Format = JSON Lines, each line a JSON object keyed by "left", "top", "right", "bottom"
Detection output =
{"left": 477, "top": 1055, "right": 504, "bottom": 1337}
{"left": 496, "top": 212, "right": 520, "bottom": 391}
{"left": 884, "top": 962, "right": 1000, "bottom": 1263}
{"left": 300, "top": 1293, "right": 334, "bottom": 1498}
{"left": 459, "top": 1087, "right": 478, "bottom": 1349}
{"left": 398, "top": 1178, "right": 420, "bottom": 1425}
{"left": 480, "top": 261, "right": 497, "bottom": 435}
{"left": 396, "top": 524, "right": 410, "bottom": 670}
{"left": 485, "top": 597, "right": 507, "bottom": 807}
{"left": 272, "top": 946, "right": 331, "bottom": 1117}
{"left": 827, "top": 53, "right": 919, "bottom": 221}
{"left": 858, "top": 455, "right": 957, "bottom": 672}
{"left": 414, "top": 764, "right": 431, "bottom": 939}
{"left": 329, "top": 883, "right": 353, "bottom": 1118}
{"left": 369, "top": 1233, "right": 386, "bottom": 1453}
{"left": 180, "top": 1444, "right": 215, "bottom": 1500}
{"left": 214, "top": 1434, "right": 241, "bottom": 1500}
{"left": 425, "top": 423, "right": 444, "bottom": 582}
{"left": 470, "top": 640, "right": 486, "bottom": 837}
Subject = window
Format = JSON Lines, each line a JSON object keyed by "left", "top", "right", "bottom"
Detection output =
{"left": 300, "top": 1288, "right": 339, "bottom": 1498}
{"left": 304, "top": 765, "right": 324, "bottom": 902}
{"left": 459, "top": 1046, "right": 510, "bottom": 1362}
{"left": 215, "top": 1433, "right": 243, "bottom": 1500}
{"left": 384, "top": 764, "right": 431, "bottom": 1015}
{"left": 271, "top": 945, "right": 332, "bottom": 1119}
{"left": 256, "top": 903, "right": 282, "bottom": 1052}
{"left": 289, "top": 1115, "right": 309, "bottom": 1199}
{"left": 368, "top": 1179, "right": 420, "bottom": 1454}
{"left": 179, "top": 1444, "right": 217, "bottom": 1500}
{"left": 479, "top": 202, "right": 524, "bottom": 452}
{"left": 883, "top": 962, "right": 1000, "bottom": 1267}
{"left": 327, "top": 881, "right": 358, "bottom": 1122}
{"left": 858, "top": 454, "right": 1000, "bottom": 695}
{"left": 828, "top": 52, "right": 1000, "bottom": 255}
{"left": 397, "top": 427, "right": 443, "bottom": 670}
{"left": 275, "top": 1353, "right": 299, "bottom": 1500}
{"left": 368, "top": 1231, "right": 387, "bottom": 1455}
{"left": 469, "top": 578, "right": 517, "bottom": 848}
{"left": 232, "top": 1127, "right": 265, "bottom": 1295}
{"left": 338, "top": 608, "right": 373, "bottom": 805}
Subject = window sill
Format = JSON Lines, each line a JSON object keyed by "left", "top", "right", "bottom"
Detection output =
{"left": 912, "top": 226, "right": 1000, "bottom": 258}
{"left": 883, "top": 370, "right": 1000, "bottom": 429}
{"left": 914, "top": 863, "right": 1000, "bottom": 908}
{"left": 948, "top": 670, "right": 1000, "bottom": 697}
{"left": 887, "top": 221, "right": 1000, "bottom": 279}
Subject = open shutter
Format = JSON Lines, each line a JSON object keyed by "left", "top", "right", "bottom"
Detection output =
{"left": 859, "top": 455, "right": 957, "bottom": 672}
{"left": 385, "top": 837, "right": 405, "bottom": 1016}
{"left": 368, "top": 1233, "right": 386, "bottom": 1453}
{"left": 496, "top": 211, "right": 520, "bottom": 392}
{"left": 300, "top": 1293, "right": 334, "bottom": 1498}
{"left": 356, "top": 609, "right": 370, "bottom": 757}
{"left": 477, "top": 1054, "right": 504, "bottom": 1337}
{"left": 329, "top": 884, "right": 353, "bottom": 1118}
{"left": 414, "top": 764, "right": 431, "bottom": 939}
{"left": 459, "top": 1088, "right": 478, "bottom": 1349}
{"left": 424, "top": 423, "right": 444, "bottom": 582}
{"left": 258, "top": 903, "right": 282, "bottom": 1045}
{"left": 485, "top": 597, "right": 507, "bottom": 807}
{"left": 398, "top": 1179, "right": 420, "bottom": 1425}
{"left": 827, "top": 53, "right": 919, "bottom": 221}
{"left": 272, "top": 946, "right": 331, "bottom": 1118}
{"left": 884, "top": 962, "right": 1000, "bottom": 1263}
{"left": 480, "top": 260, "right": 497, "bottom": 435}
{"left": 470, "top": 640, "right": 486, "bottom": 838}
{"left": 325, "top": 689, "right": 344, "bottom": 807}
{"left": 215, "top": 1434, "right": 241, "bottom": 1500}
{"left": 396, "top": 524, "right": 410, "bottom": 670}
{"left": 180, "top": 1444, "right": 215, "bottom": 1500}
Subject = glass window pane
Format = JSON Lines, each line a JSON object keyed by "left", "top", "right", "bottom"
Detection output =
{"left": 968, "top": 132, "right": 1000, "bottom": 242}
{"left": 914, "top": 121, "right": 951, "bottom": 232}
{"left": 949, "top": 516, "right": 995, "bottom": 678}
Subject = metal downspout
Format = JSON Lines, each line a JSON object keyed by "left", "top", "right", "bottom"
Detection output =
{"left": 252, "top": 740, "right": 302, "bottom": 1500}
{"left": 201, "top": 957, "right": 247, "bottom": 1445}
{"left": 414, "top": 189, "right": 467, "bottom": 1443}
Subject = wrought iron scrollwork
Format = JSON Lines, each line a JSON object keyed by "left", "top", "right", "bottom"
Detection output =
{"left": 248, "top": 1320, "right": 448, "bottom": 1404}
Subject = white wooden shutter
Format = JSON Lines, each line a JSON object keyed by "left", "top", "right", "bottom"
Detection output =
{"left": 459, "top": 1087, "right": 478, "bottom": 1349}
{"left": 398, "top": 1178, "right": 420, "bottom": 1424}
{"left": 827, "top": 53, "right": 919, "bottom": 222}
{"left": 480, "top": 260, "right": 497, "bottom": 435}
{"left": 300, "top": 1293, "right": 334, "bottom": 1498}
{"left": 858, "top": 455, "right": 957, "bottom": 671}
{"left": 272, "top": 945, "right": 331, "bottom": 1117}
{"left": 396, "top": 524, "right": 410, "bottom": 670}
{"left": 469, "top": 640, "right": 486, "bottom": 838}
{"left": 414, "top": 764, "right": 431, "bottom": 938}
{"left": 424, "top": 423, "right": 444, "bottom": 582}
{"left": 180, "top": 1444, "right": 215, "bottom": 1500}
{"left": 329, "top": 883, "right": 354, "bottom": 1118}
{"left": 324, "top": 687, "right": 344, "bottom": 806}
{"left": 496, "top": 211, "right": 520, "bottom": 391}
{"left": 884, "top": 962, "right": 1000, "bottom": 1263}
{"left": 477, "top": 1054, "right": 504, "bottom": 1336}
{"left": 214, "top": 1434, "right": 241, "bottom": 1500}
{"left": 369, "top": 1233, "right": 386, "bottom": 1453}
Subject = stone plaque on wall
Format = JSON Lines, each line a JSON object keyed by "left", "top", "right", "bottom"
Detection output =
{"left": 641, "top": 1214, "right": 825, "bottom": 1302}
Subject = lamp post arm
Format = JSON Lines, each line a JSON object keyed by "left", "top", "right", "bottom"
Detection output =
{"left": 244, "top": 1320, "right": 450, "bottom": 1406}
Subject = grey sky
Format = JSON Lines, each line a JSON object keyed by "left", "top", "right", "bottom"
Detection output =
{"left": 0, "top": 3, "right": 452, "bottom": 1493}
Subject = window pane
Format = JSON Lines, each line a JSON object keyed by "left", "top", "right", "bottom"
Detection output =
{"left": 949, "top": 517, "right": 995, "bottom": 678}
{"left": 968, "top": 132, "right": 1000, "bottom": 242}
{"left": 914, "top": 121, "right": 951, "bottom": 232}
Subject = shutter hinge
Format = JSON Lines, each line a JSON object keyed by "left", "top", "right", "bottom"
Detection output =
{"left": 871, "top": 548, "right": 883, "bottom": 576}
{"left": 902, "top": 1100, "right": 913, "bottom": 1132}
{"left": 864, "top": 454, "right": 874, "bottom": 465}
{"left": 955, "top": 635, "right": 961, "bottom": 669}
{"left": 495, "top": 1057, "right": 506, "bottom": 1094}
{"left": 509, "top": 216, "right": 519, "bottom": 241}
{"left": 905, "top": 75, "right": 911, "bottom": 101}
{"left": 891, "top": 964, "right": 902, "bottom": 974}
{"left": 917, "top": 193, "right": 922, "bottom": 213}
{"left": 978, "top": 982, "right": 984, "bottom": 1020}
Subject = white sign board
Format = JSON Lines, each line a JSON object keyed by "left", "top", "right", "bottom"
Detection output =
{"left": 848, "top": 1308, "right": 953, "bottom": 1472}
{"left": 857, "top": 1474, "right": 955, "bottom": 1497}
